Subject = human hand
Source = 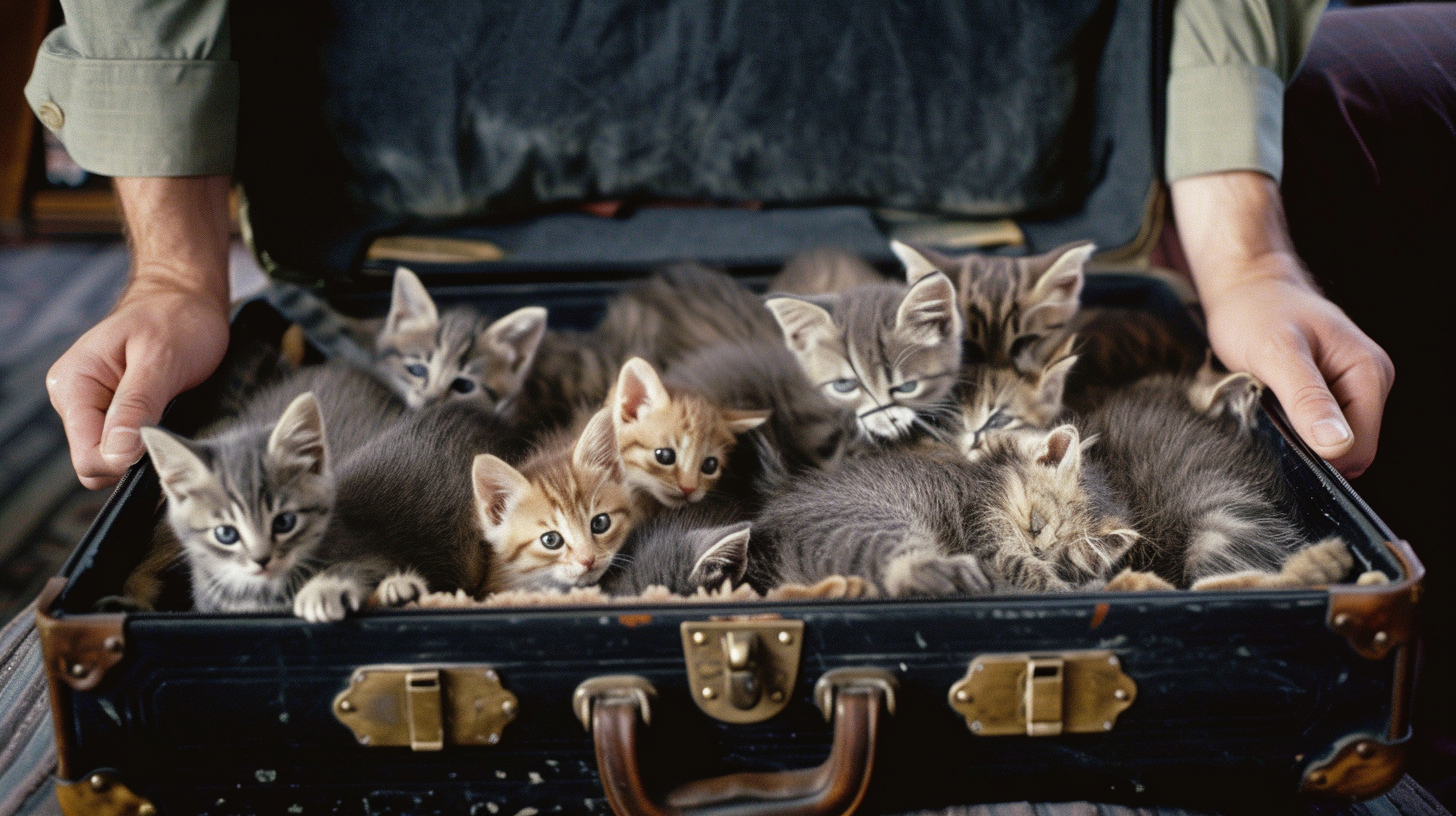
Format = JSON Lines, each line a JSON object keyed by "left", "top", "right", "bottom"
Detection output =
{"left": 47, "top": 275, "right": 230, "bottom": 489}
{"left": 1200, "top": 259, "right": 1393, "bottom": 478}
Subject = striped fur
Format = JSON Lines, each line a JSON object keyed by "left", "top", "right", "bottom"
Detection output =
{"left": 955, "top": 336, "right": 1079, "bottom": 459}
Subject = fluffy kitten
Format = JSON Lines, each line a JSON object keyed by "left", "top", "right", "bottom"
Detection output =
{"left": 956, "top": 336, "right": 1079, "bottom": 459}
{"left": 891, "top": 240, "right": 1093, "bottom": 372}
{"left": 599, "top": 502, "right": 753, "bottom": 596}
{"left": 769, "top": 247, "right": 885, "bottom": 296}
{"left": 375, "top": 266, "right": 548, "bottom": 414}
{"left": 764, "top": 273, "right": 962, "bottom": 442}
{"left": 471, "top": 409, "right": 645, "bottom": 593}
{"left": 291, "top": 400, "right": 517, "bottom": 622}
{"left": 1082, "top": 366, "right": 1346, "bottom": 588}
{"left": 750, "top": 426, "right": 1138, "bottom": 596}
{"left": 609, "top": 358, "right": 769, "bottom": 507}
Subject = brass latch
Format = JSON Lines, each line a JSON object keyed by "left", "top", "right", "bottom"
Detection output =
{"left": 948, "top": 651, "right": 1135, "bottom": 737}
{"left": 334, "top": 664, "right": 518, "bottom": 750}
{"left": 682, "top": 619, "right": 804, "bottom": 723}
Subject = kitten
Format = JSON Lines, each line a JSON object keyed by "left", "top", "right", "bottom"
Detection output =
{"left": 375, "top": 266, "right": 548, "bottom": 415}
{"left": 750, "top": 426, "right": 1138, "bottom": 596}
{"left": 471, "top": 409, "right": 646, "bottom": 593}
{"left": 1081, "top": 365, "right": 1347, "bottom": 588}
{"left": 891, "top": 240, "right": 1093, "bottom": 372}
{"left": 764, "top": 273, "right": 962, "bottom": 442}
{"left": 599, "top": 502, "right": 753, "bottom": 596}
{"left": 955, "top": 336, "right": 1079, "bottom": 459}
{"left": 291, "top": 400, "right": 517, "bottom": 622}
{"left": 769, "top": 247, "right": 885, "bottom": 296}
{"left": 608, "top": 358, "right": 769, "bottom": 507}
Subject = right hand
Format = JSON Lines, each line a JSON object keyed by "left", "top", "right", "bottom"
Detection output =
{"left": 46, "top": 276, "right": 230, "bottom": 489}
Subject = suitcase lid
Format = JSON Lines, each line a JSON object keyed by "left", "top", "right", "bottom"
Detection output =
{"left": 231, "top": 0, "right": 1165, "bottom": 286}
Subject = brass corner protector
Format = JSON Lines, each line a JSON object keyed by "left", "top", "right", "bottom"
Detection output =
{"left": 1327, "top": 540, "right": 1424, "bottom": 661}
{"left": 681, "top": 619, "right": 803, "bottom": 724}
{"left": 55, "top": 771, "right": 157, "bottom": 816}
{"left": 35, "top": 577, "right": 127, "bottom": 693}
{"left": 1301, "top": 732, "right": 1409, "bottom": 801}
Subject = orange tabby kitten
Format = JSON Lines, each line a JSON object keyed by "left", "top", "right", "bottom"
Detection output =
{"left": 608, "top": 358, "right": 770, "bottom": 508}
{"left": 471, "top": 409, "right": 646, "bottom": 593}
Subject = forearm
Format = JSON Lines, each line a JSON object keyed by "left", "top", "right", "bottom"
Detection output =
{"left": 1171, "top": 171, "right": 1312, "bottom": 300}
{"left": 115, "top": 175, "right": 233, "bottom": 308}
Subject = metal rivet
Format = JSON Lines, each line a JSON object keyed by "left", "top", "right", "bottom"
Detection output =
{"left": 1355, "top": 742, "right": 1375, "bottom": 758}
{"left": 103, "top": 636, "right": 123, "bottom": 653}
{"left": 954, "top": 689, "right": 970, "bottom": 703}
{"left": 88, "top": 774, "right": 107, "bottom": 792}
{"left": 359, "top": 735, "right": 372, "bottom": 745}
{"left": 701, "top": 687, "right": 716, "bottom": 700}
{"left": 1107, "top": 656, "right": 1118, "bottom": 666}
{"left": 970, "top": 720, "right": 982, "bottom": 732}
{"left": 1113, "top": 689, "right": 1129, "bottom": 701}
{"left": 777, "top": 631, "right": 792, "bottom": 645}
{"left": 1311, "top": 772, "right": 1327, "bottom": 786}
{"left": 1373, "top": 631, "right": 1389, "bottom": 646}
{"left": 769, "top": 690, "right": 784, "bottom": 703}
{"left": 502, "top": 699, "right": 516, "bottom": 714}
{"left": 488, "top": 733, "right": 501, "bottom": 745}
{"left": 338, "top": 700, "right": 354, "bottom": 712}
{"left": 68, "top": 663, "right": 87, "bottom": 678}
{"left": 1102, "top": 721, "right": 1113, "bottom": 731}
{"left": 1333, "top": 613, "right": 1351, "bottom": 628}
{"left": 485, "top": 670, "right": 498, "bottom": 681}
{"left": 138, "top": 804, "right": 157, "bottom": 816}
{"left": 692, "top": 631, "right": 706, "bottom": 645}
{"left": 972, "top": 664, "right": 984, "bottom": 673}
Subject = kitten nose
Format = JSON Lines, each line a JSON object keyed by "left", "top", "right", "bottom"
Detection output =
{"left": 679, "top": 484, "right": 696, "bottom": 497}
{"left": 578, "top": 555, "right": 596, "bottom": 570}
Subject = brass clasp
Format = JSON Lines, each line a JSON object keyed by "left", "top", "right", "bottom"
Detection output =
{"left": 682, "top": 620, "right": 804, "bottom": 723}
{"left": 334, "top": 664, "right": 518, "bottom": 750}
{"left": 948, "top": 651, "right": 1135, "bottom": 737}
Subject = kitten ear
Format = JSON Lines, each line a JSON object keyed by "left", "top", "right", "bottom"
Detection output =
{"left": 764, "top": 297, "right": 838, "bottom": 357}
{"left": 267, "top": 393, "right": 328, "bottom": 477}
{"left": 614, "top": 358, "right": 670, "bottom": 426}
{"left": 1035, "top": 424, "right": 1082, "bottom": 473}
{"left": 895, "top": 271, "right": 962, "bottom": 346}
{"left": 574, "top": 408, "right": 624, "bottom": 480}
{"left": 1036, "top": 353, "right": 1080, "bottom": 410}
{"left": 723, "top": 408, "right": 771, "bottom": 434}
{"left": 140, "top": 427, "right": 215, "bottom": 500}
{"left": 890, "top": 240, "right": 944, "bottom": 285}
{"left": 1027, "top": 242, "right": 1093, "bottom": 319}
{"left": 382, "top": 266, "right": 439, "bottom": 340}
{"left": 1190, "top": 360, "right": 1264, "bottom": 429}
{"left": 472, "top": 454, "right": 531, "bottom": 528}
{"left": 688, "top": 522, "right": 752, "bottom": 588}
{"left": 483, "top": 306, "right": 548, "bottom": 375}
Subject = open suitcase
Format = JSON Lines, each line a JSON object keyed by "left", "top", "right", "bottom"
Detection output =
{"left": 35, "top": 1, "right": 1423, "bottom": 813}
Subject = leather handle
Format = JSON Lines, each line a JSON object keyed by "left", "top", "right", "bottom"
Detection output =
{"left": 585, "top": 673, "right": 889, "bottom": 816}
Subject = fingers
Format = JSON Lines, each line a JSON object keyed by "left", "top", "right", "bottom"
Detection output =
{"left": 1252, "top": 329, "right": 1357, "bottom": 463}
{"left": 99, "top": 339, "right": 179, "bottom": 474}
{"left": 1320, "top": 335, "right": 1394, "bottom": 479}
{"left": 47, "top": 350, "right": 124, "bottom": 491}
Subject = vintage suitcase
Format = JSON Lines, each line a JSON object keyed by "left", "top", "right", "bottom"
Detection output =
{"left": 35, "top": 0, "right": 1423, "bottom": 813}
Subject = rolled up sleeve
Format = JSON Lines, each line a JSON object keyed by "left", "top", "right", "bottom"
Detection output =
{"left": 24, "top": 0, "right": 237, "bottom": 177}
{"left": 1166, "top": 0, "right": 1326, "bottom": 183}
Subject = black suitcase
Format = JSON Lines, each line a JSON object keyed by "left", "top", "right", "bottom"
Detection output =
{"left": 35, "top": 1, "right": 1423, "bottom": 813}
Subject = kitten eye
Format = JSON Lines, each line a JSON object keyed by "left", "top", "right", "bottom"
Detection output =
{"left": 590, "top": 513, "right": 611, "bottom": 535}
{"left": 405, "top": 363, "right": 428, "bottom": 378}
{"left": 539, "top": 531, "right": 565, "bottom": 550}
{"left": 830, "top": 378, "right": 858, "bottom": 394}
{"left": 984, "top": 411, "right": 1013, "bottom": 431}
{"left": 1029, "top": 511, "right": 1046, "bottom": 537}
{"left": 450, "top": 378, "right": 476, "bottom": 394}
{"left": 654, "top": 448, "right": 676, "bottom": 465}
{"left": 890, "top": 380, "right": 918, "bottom": 395}
{"left": 213, "top": 525, "right": 240, "bottom": 545}
{"left": 700, "top": 457, "right": 719, "bottom": 475}
{"left": 271, "top": 512, "right": 297, "bottom": 535}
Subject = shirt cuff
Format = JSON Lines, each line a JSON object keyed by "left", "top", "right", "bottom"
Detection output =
{"left": 1165, "top": 63, "right": 1284, "bottom": 183}
{"left": 25, "top": 46, "right": 238, "bottom": 177}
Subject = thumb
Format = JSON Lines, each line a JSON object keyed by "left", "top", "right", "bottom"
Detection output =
{"left": 99, "top": 353, "right": 178, "bottom": 467}
{"left": 1255, "top": 336, "right": 1355, "bottom": 461}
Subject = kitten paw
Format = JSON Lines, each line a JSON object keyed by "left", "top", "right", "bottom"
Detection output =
{"left": 293, "top": 575, "right": 368, "bottom": 623}
{"left": 768, "top": 575, "right": 876, "bottom": 600}
{"left": 1357, "top": 570, "right": 1391, "bottom": 586}
{"left": 1281, "top": 537, "right": 1354, "bottom": 586}
{"left": 1190, "top": 571, "right": 1278, "bottom": 591}
{"left": 376, "top": 570, "right": 428, "bottom": 607}
{"left": 1102, "top": 569, "right": 1175, "bottom": 592}
{"left": 884, "top": 553, "right": 991, "bottom": 597}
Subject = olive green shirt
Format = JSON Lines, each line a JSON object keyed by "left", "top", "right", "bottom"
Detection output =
{"left": 25, "top": 0, "right": 1325, "bottom": 183}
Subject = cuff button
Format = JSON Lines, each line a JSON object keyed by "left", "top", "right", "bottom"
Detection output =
{"left": 37, "top": 101, "right": 64, "bottom": 130}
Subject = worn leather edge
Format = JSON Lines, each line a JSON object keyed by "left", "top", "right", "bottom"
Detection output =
{"left": 34, "top": 576, "right": 127, "bottom": 781}
{"left": 1300, "top": 730, "right": 1411, "bottom": 801}
{"left": 1326, "top": 540, "right": 1423, "bottom": 661}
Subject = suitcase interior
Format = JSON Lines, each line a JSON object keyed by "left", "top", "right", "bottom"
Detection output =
{"left": 35, "top": 267, "right": 1421, "bottom": 815}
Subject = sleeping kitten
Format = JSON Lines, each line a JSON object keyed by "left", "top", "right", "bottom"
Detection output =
{"left": 750, "top": 426, "right": 1138, "bottom": 596}
{"left": 956, "top": 336, "right": 1079, "bottom": 459}
{"left": 608, "top": 358, "right": 769, "bottom": 507}
{"left": 599, "top": 502, "right": 753, "bottom": 596}
{"left": 769, "top": 247, "right": 885, "bottom": 296}
{"left": 764, "top": 273, "right": 962, "bottom": 442}
{"left": 471, "top": 409, "right": 646, "bottom": 593}
{"left": 891, "top": 240, "right": 1093, "bottom": 372}
{"left": 1082, "top": 365, "right": 1348, "bottom": 588}
{"left": 375, "top": 266, "right": 548, "bottom": 415}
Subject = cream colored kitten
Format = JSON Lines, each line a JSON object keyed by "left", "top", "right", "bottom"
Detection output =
{"left": 608, "top": 358, "right": 769, "bottom": 507}
{"left": 471, "top": 409, "right": 646, "bottom": 593}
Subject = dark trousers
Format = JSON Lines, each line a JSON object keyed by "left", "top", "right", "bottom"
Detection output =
{"left": 1282, "top": 2, "right": 1456, "bottom": 793}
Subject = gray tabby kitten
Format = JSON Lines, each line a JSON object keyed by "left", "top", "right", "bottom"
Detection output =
{"left": 749, "top": 426, "right": 1139, "bottom": 596}
{"left": 764, "top": 273, "right": 962, "bottom": 441}
{"left": 292, "top": 400, "right": 515, "bottom": 622}
{"left": 141, "top": 364, "right": 405, "bottom": 613}
{"left": 1083, "top": 366, "right": 1350, "bottom": 589}
{"left": 769, "top": 247, "right": 885, "bottom": 296}
{"left": 955, "top": 336, "right": 1079, "bottom": 459}
{"left": 375, "top": 267, "right": 548, "bottom": 415}
{"left": 891, "top": 240, "right": 1092, "bottom": 372}
{"left": 599, "top": 502, "right": 752, "bottom": 597}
